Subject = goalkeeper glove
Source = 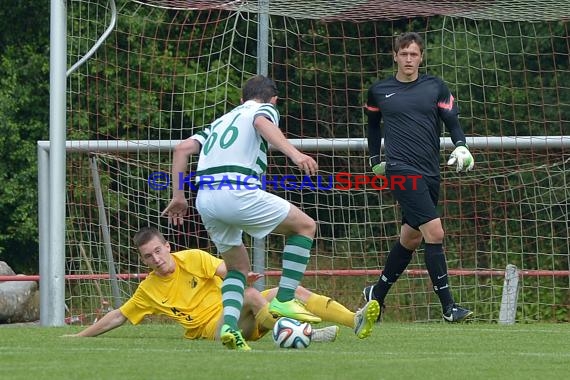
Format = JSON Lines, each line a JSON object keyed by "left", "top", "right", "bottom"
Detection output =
{"left": 369, "top": 155, "right": 386, "bottom": 175}
{"left": 447, "top": 144, "right": 474, "bottom": 173}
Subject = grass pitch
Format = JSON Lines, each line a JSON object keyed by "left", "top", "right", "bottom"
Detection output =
{"left": 1, "top": 322, "right": 568, "bottom": 380}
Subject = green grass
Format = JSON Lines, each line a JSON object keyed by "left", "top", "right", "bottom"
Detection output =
{"left": 1, "top": 322, "right": 568, "bottom": 380}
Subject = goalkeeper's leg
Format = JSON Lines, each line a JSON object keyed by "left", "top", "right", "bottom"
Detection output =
{"left": 365, "top": 238, "right": 416, "bottom": 307}
{"left": 365, "top": 171, "right": 430, "bottom": 309}
{"left": 422, "top": 221, "right": 454, "bottom": 311}
{"left": 420, "top": 218, "right": 472, "bottom": 322}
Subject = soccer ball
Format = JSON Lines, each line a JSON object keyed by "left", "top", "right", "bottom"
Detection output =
{"left": 272, "top": 317, "right": 312, "bottom": 349}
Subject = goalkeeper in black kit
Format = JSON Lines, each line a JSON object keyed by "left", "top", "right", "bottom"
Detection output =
{"left": 363, "top": 32, "right": 474, "bottom": 322}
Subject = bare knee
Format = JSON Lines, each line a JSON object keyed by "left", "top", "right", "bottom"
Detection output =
{"left": 289, "top": 210, "right": 316, "bottom": 237}
{"left": 419, "top": 219, "right": 445, "bottom": 243}
{"left": 297, "top": 216, "right": 316, "bottom": 237}
{"left": 276, "top": 208, "right": 316, "bottom": 238}
{"left": 401, "top": 235, "right": 422, "bottom": 250}
{"left": 425, "top": 228, "right": 444, "bottom": 243}
{"left": 400, "top": 225, "right": 423, "bottom": 250}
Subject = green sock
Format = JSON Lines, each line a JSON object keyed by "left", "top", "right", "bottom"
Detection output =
{"left": 276, "top": 235, "right": 313, "bottom": 302}
{"left": 222, "top": 270, "right": 245, "bottom": 329}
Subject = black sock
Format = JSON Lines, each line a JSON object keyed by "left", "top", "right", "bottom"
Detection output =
{"left": 424, "top": 243, "right": 454, "bottom": 310}
{"left": 373, "top": 241, "right": 414, "bottom": 303}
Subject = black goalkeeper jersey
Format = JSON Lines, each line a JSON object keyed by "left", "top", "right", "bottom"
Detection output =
{"left": 366, "top": 74, "right": 465, "bottom": 177}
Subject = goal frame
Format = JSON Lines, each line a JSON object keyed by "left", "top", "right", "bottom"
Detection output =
{"left": 37, "top": 136, "right": 570, "bottom": 326}
{"left": 45, "top": 0, "right": 570, "bottom": 326}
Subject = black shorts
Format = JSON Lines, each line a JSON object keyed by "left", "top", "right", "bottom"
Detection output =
{"left": 386, "top": 163, "right": 440, "bottom": 229}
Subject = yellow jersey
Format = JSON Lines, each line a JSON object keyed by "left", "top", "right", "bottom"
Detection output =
{"left": 119, "top": 249, "right": 223, "bottom": 339}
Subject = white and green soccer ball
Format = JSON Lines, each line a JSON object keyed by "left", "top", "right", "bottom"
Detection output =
{"left": 272, "top": 317, "right": 312, "bottom": 349}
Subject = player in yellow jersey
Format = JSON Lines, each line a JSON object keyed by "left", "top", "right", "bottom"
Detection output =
{"left": 63, "top": 227, "right": 380, "bottom": 347}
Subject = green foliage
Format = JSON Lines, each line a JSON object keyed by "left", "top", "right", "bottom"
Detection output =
{"left": 0, "top": 2, "right": 50, "bottom": 272}
{"left": 430, "top": 18, "right": 569, "bottom": 136}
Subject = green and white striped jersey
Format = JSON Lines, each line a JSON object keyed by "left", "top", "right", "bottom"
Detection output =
{"left": 192, "top": 100, "right": 279, "bottom": 188}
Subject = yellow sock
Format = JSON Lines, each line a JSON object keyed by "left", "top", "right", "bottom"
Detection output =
{"left": 305, "top": 294, "right": 354, "bottom": 328}
{"left": 255, "top": 304, "right": 278, "bottom": 330}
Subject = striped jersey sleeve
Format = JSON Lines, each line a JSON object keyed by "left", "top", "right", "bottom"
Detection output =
{"left": 255, "top": 103, "right": 280, "bottom": 125}
{"left": 190, "top": 126, "right": 211, "bottom": 145}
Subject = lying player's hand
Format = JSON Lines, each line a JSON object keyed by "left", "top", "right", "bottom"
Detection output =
{"left": 447, "top": 146, "right": 474, "bottom": 173}
{"left": 247, "top": 272, "right": 264, "bottom": 285}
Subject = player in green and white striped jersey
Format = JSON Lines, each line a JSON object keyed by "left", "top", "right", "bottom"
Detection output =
{"left": 163, "top": 75, "right": 321, "bottom": 350}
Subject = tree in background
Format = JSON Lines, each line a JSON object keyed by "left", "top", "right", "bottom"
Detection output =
{"left": 0, "top": 2, "right": 49, "bottom": 273}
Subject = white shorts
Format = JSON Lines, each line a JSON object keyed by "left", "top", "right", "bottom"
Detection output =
{"left": 195, "top": 188, "right": 291, "bottom": 253}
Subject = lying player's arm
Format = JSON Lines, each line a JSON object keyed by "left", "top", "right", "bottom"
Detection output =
{"left": 215, "top": 261, "right": 227, "bottom": 278}
{"left": 62, "top": 309, "right": 127, "bottom": 337}
{"left": 215, "top": 261, "right": 263, "bottom": 285}
{"left": 253, "top": 116, "right": 317, "bottom": 176}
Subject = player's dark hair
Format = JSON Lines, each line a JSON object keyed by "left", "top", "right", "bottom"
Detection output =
{"left": 242, "top": 75, "right": 278, "bottom": 103}
{"left": 133, "top": 226, "right": 166, "bottom": 248}
{"left": 394, "top": 32, "right": 424, "bottom": 54}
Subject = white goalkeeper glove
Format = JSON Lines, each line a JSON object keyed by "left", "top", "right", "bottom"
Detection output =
{"left": 369, "top": 155, "right": 386, "bottom": 175}
{"left": 447, "top": 145, "right": 474, "bottom": 173}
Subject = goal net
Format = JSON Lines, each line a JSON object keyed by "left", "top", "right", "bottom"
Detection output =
{"left": 60, "top": 0, "right": 569, "bottom": 324}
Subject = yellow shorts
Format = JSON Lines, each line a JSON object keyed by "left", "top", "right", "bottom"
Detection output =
{"left": 183, "top": 310, "right": 222, "bottom": 340}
